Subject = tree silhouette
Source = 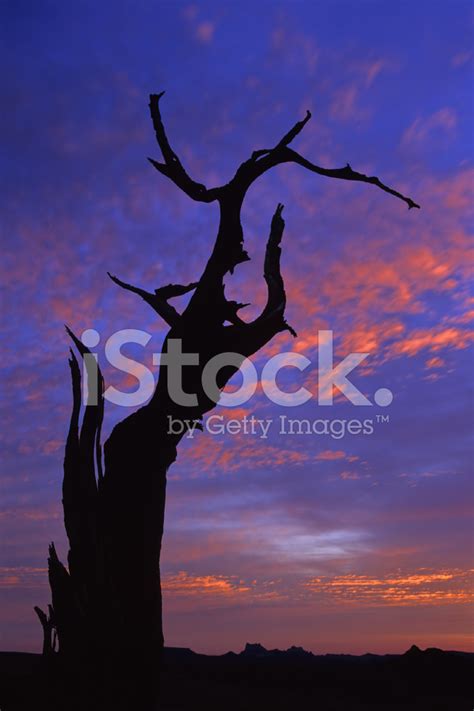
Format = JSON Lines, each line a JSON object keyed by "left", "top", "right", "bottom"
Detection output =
{"left": 35, "top": 93, "right": 419, "bottom": 710}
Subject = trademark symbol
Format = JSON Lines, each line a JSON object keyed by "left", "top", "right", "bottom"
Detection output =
{"left": 376, "top": 414, "right": 390, "bottom": 424}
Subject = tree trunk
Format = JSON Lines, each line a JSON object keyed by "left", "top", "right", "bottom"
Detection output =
{"left": 98, "top": 408, "right": 176, "bottom": 709}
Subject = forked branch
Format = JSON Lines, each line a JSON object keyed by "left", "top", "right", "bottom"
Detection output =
{"left": 223, "top": 204, "right": 297, "bottom": 357}
{"left": 147, "top": 92, "right": 419, "bottom": 310}
{"left": 148, "top": 93, "right": 419, "bottom": 211}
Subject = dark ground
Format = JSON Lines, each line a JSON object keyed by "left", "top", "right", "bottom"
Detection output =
{"left": 0, "top": 643, "right": 472, "bottom": 710}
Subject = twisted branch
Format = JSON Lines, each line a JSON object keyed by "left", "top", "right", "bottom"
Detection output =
{"left": 148, "top": 92, "right": 220, "bottom": 203}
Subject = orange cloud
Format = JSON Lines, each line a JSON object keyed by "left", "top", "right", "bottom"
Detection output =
{"left": 315, "top": 450, "right": 346, "bottom": 461}
{"left": 180, "top": 430, "right": 310, "bottom": 475}
{"left": 303, "top": 568, "right": 474, "bottom": 607}
{"left": 391, "top": 326, "right": 474, "bottom": 357}
{"left": 425, "top": 356, "right": 445, "bottom": 369}
{"left": 163, "top": 571, "right": 251, "bottom": 597}
{"left": 162, "top": 572, "right": 286, "bottom": 610}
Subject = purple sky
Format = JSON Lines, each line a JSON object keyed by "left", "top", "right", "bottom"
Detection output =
{"left": 1, "top": 0, "right": 473, "bottom": 655}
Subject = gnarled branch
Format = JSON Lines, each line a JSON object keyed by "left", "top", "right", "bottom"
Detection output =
{"left": 154, "top": 281, "right": 199, "bottom": 299}
{"left": 108, "top": 272, "right": 198, "bottom": 327}
{"left": 229, "top": 110, "right": 419, "bottom": 210}
{"left": 249, "top": 148, "right": 420, "bottom": 209}
{"left": 184, "top": 99, "right": 420, "bottom": 305}
{"left": 148, "top": 92, "right": 220, "bottom": 203}
{"left": 222, "top": 204, "right": 296, "bottom": 358}
{"left": 62, "top": 329, "right": 105, "bottom": 609}
{"left": 251, "top": 204, "right": 296, "bottom": 336}
{"left": 65, "top": 327, "right": 104, "bottom": 485}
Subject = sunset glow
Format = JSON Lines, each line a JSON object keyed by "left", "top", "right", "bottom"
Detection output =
{"left": 1, "top": 0, "right": 473, "bottom": 656}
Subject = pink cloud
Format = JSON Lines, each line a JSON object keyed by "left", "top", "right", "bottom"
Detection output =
{"left": 329, "top": 84, "right": 370, "bottom": 123}
{"left": 195, "top": 21, "right": 216, "bottom": 44}
{"left": 181, "top": 5, "right": 198, "bottom": 22}
{"left": 0, "top": 566, "right": 48, "bottom": 589}
{"left": 391, "top": 326, "right": 474, "bottom": 357}
{"left": 340, "top": 471, "right": 361, "bottom": 480}
{"left": 401, "top": 108, "right": 457, "bottom": 147}
{"left": 270, "top": 26, "right": 319, "bottom": 75}
{"left": 363, "top": 58, "right": 387, "bottom": 87}
{"left": 451, "top": 50, "right": 472, "bottom": 68}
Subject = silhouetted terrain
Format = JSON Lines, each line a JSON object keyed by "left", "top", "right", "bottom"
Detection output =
{"left": 1, "top": 643, "right": 472, "bottom": 710}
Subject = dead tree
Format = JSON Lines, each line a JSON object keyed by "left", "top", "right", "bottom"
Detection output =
{"left": 35, "top": 93, "right": 419, "bottom": 709}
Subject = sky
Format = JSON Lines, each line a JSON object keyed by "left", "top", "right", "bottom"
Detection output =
{"left": 0, "top": 0, "right": 473, "bottom": 655}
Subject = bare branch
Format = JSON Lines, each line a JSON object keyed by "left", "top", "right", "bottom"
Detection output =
{"left": 234, "top": 112, "right": 419, "bottom": 211}
{"left": 34, "top": 605, "right": 55, "bottom": 656}
{"left": 154, "top": 281, "right": 199, "bottom": 299}
{"left": 148, "top": 92, "right": 220, "bottom": 203}
{"left": 63, "top": 328, "right": 104, "bottom": 600}
{"left": 250, "top": 110, "right": 312, "bottom": 161}
{"left": 278, "top": 109, "right": 312, "bottom": 148}
{"left": 63, "top": 332, "right": 99, "bottom": 497}
{"left": 65, "top": 331, "right": 105, "bottom": 484}
{"left": 191, "top": 106, "right": 419, "bottom": 300}
{"left": 262, "top": 203, "right": 286, "bottom": 316}
{"left": 65, "top": 349, "right": 81, "bottom": 470}
{"left": 258, "top": 203, "right": 297, "bottom": 336}
{"left": 107, "top": 271, "right": 181, "bottom": 327}
{"left": 222, "top": 205, "right": 296, "bottom": 357}
{"left": 279, "top": 149, "right": 419, "bottom": 209}
{"left": 148, "top": 96, "right": 419, "bottom": 311}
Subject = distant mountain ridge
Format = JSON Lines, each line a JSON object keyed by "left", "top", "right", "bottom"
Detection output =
{"left": 1, "top": 644, "right": 473, "bottom": 710}
{"left": 162, "top": 642, "right": 473, "bottom": 660}
{"left": 240, "top": 642, "right": 313, "bottom": 658}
